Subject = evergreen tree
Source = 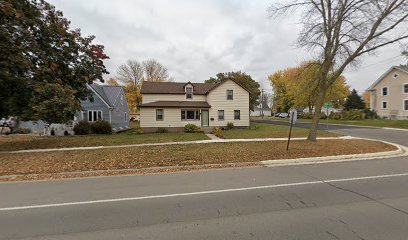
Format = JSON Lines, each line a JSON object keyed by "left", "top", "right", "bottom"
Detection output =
{"left": 343, "top": 89, "right": 365, "bottom": 110}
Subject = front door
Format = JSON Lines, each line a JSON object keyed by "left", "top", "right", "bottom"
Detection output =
{"left": 201, "top": 110, "right": 209, "bottom": 127}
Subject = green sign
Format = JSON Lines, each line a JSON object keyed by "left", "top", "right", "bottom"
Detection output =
{"left": 324, "top": 103, "right": 333, "bottom": 108}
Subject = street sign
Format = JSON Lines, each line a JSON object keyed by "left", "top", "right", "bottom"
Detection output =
{"left": 289, "top": 109, "right": 297, "bottom": 124}
{"left": 324, "top": 103, "right": 333, "bottom": 109}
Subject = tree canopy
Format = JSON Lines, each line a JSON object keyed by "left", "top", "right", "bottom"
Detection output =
{"left": 205, "top": 71, "right": 261, "bottom": 111}
{"left": 269, "top": 0, "right": 408, "bottom": 141}
{"left": 344, "top": 89, "right": 366, "bottom": 110}
{"left": 269, "top": 61, "right": 349, "bottom": 113}
{"left": 0, "top": 0, "right": 108, "bottom": 123}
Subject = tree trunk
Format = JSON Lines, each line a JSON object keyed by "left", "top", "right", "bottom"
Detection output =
{"left": 307, "top": 86, "right": 327, "bottom": 141}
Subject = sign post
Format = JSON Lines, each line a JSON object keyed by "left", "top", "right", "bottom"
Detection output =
{"left": 323, "top": 103, "right": 333, "bottom": 130}
{"left": 286, "top": 109, "right": 297, "bottom": 151}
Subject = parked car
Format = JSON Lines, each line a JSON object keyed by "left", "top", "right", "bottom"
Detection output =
{"left": 274, "top": 112, "right": 281, "bottom": 117}
{"left": 278, "top": 113, "right": 289, "bottom": 118}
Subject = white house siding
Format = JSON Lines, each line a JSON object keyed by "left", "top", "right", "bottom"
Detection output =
{"left": 370, "top": 68, "right": 408, "bottom": 119}
{"left": 143, "top": 94, "right": 206, "bottom": 103}
{"left": 207, "top": 80, "right": 250, "bottom": 127}
{"left": 140, "top": 108, "right": 201, "bottom": 128}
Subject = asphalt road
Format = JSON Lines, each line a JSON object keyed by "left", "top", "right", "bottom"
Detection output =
{"left": 0, "top": 122, "right": 407, "bottom": 239}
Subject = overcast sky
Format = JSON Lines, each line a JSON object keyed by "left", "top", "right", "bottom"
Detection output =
{"left": 49, "top": 0, "right": 407, "bottom": 94}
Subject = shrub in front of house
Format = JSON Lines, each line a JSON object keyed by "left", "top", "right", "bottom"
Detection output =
{"left": 302, "top": 112, "right": 327, "bottom": 119}
{"left": 212, "top": 127, "right": 223, "bottom": 138}
{"left": 184, "top": 124, "right": 200, "bottom": 133}
{"left": 15, "top": 128, "right": 32, "bottom": 134}
{"left": 133, "top": 127, "right": 144, "bottom": 134}
{"left": 226, "top": 122, "right": 234, "bottom": 130}
{"left": 363, "top": 109, "right": 378, "bottom": 119}
{"left": 90, "top": 120, "right": 112, "bottom": 134}
{"left": 73, "top": 120, "right": 92, "bottom": 135}
{"left": 156, "top": 127, "right": 168, "bottom": 133}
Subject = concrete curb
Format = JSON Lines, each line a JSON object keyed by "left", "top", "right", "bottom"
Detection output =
{"left": 8, "top": 136, "right": 352, "bottom": 154}
{"left": 261, "top": 137, "right": 408, "bottom": 167}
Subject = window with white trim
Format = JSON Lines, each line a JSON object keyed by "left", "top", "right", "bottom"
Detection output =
{"left": 227, "top": 90, "right": 233, "bottom": 100}
{"left": 404, "top": 100, "right": 408, "bottom": 111}
{"left": 88, "top": 110, "right": 103, "bottom": 122}
{"left": 404, "top": 84, "right": 408, "bottom": 94}
{"left": 382, "top": 101, "right": 388, "bottom": 109}
{"left": 181, "top": 110, "right": 200, "bottom": 120}
{"left": 218, "top": 110, "right": 224, "bottom": 121}
{"left": 156, "top": 109, "right": 164, "bottom": 121}
{"left": 234, "top": 110, "right": 240, "bottom": 120}
{"left": 393, "top": 73, "right": 399, "bottom": 78}
{"left": 382, "top": 87, "right": 388, "bottom": 96}
{"left": 124, "top": 112, "right": 127, "bottom": 122}
{"left": 186, "top": 87, "right": 193, "bottom": 99}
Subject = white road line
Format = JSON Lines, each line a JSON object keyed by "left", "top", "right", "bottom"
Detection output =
{"left": 1, "top": 172, "right": 408, "bottom": 212}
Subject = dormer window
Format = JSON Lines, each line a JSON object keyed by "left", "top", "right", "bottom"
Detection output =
{"left": 186, "top": 87, "right": 193, "bottom": 99}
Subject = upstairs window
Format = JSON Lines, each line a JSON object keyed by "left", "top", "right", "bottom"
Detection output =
{"left": 382, "top": 87, "right": 388, "bottom": 96}
{"left": 227, "top": 90, "right": 233, "bottom": 100}
{"left": 404, "top": 84, "right": 408, "bottom": 93}
{"left": 88, "top": 110, "right": 102, "bottom": 122}
{"left": 186, "top": 87, "right": 193, "bottom": 99}
{"left": 124, "top": 112, "right": 127, "bottom": 122}
{"left": 393, "top": 73, "right": 399, "bottom": 78}
{"left": 156, "top": 109, "right": 164, "bottom": 121}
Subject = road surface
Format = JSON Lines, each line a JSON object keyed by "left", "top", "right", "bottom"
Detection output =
{"left": 0, "top": 122, "right": 407, "bottom": 239}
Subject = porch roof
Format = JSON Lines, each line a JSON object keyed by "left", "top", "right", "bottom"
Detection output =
{"left": 139, "top": 101, "right": 211, "bottom": 108}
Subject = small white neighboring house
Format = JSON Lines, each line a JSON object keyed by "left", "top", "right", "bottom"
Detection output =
{"left": 303, "top": 107, "right": 342, "bottom": 115}
{"left": 19, "top": 84, "right": 130, "bottom": 135}
{"left": 250, "top": 101, "right": 272, "bottom": 117}
{"left": 367, "top": 65, "right": 408, "bottom": 120}
{"left": 139, "top": 80, "right": 250, "bottom": 132}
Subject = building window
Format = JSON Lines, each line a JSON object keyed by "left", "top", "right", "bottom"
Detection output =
{"left": 234, "top": 110, "right": 240, "bottom": 120}
{"left": 404, "top": 84, "right": 408, "bottom": 93}
{"left": 156, "top": 109, "right": 164, "bottom": 121}
{"left": 181, "top": 110, "right": 200, "bottom": 120}
{"left": 404, "top": 100, "right": 408, "bottom": 111}
{"left": 124, "top": 112, "right": 127, "bottom": 122}
{"left": 393, "top": 73, "right": 399, "bottom": 78}
{"left": 382, "top": 101, "right": 388, "bottom": 109}
{"left": 382, "top": 87, "right": 388, "bottom": 96}
{"left": 218, "top": 110, "right": 224, "bottom": 121}
{"left": 186, "top": 87, "right": 193, "bottom": 99}
{"left": 227, "top": 90, "right": 233, "bottom": 100}
{"left": 88, "top": 110, "right": 102, "bottom": 122}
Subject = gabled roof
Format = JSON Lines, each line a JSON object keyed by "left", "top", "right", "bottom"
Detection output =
{"left": 140, "top": 79, "right": 251, "bottom": 95}
{"left": 367, "top": 65, "right": 408, "bottom": 91}
{"left": 88, "top": 84, "right": 124, "bottom": 108}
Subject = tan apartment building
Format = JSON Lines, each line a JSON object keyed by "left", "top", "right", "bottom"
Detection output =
{"left": 139, "top": 80, "right": 250, "bottom": 132}
{"left": 367, "top": 65, "right": 408, "bottom": 119}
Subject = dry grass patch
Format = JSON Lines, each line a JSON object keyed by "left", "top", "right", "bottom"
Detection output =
{"left": 0, "top": 139, "right": 395, "bottom": 177}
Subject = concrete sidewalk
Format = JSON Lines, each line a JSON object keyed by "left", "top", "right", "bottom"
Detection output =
{"left": 8, "top": 136, "right": 353, "bottom": 154}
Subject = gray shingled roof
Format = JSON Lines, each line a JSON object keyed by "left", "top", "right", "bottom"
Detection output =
{"left": 141, "top": 81, "right": 217, "bottom": 95}
{"left": 139, "top": 101, "right": 211, "bottom": 108}
{"left": 89, "top": 84, "right": 123, "bottom": 107}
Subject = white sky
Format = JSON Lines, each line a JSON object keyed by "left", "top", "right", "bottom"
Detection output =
{"left": 49, "top": 0, "right": 407, "bottom": 94}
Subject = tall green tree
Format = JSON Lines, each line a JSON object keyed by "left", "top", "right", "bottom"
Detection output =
{"left": 343, "top": 89, "right": 365, "bottom": 110}
{"left": 0, "top": 0, "right": 109, "bottom": 123}
{"left": 205, "top": 71, "right": 261, "bottom": 111}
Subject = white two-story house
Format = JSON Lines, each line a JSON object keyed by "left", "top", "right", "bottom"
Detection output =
{"left": 139, "top": 80, "right": 250, "bottom": 132}
{"left": 367, "top": 65, "right": 408, "bottom": 119}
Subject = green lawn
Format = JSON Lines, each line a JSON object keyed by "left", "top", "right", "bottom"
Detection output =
{"left": 0, "top": 127, "right": 209, "bottom": 152}
{"left": 251, "top": 117, "right": 408, "bottom": 129}
{"left": 221, "top": 123, "right": 338, "bottom": 139}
